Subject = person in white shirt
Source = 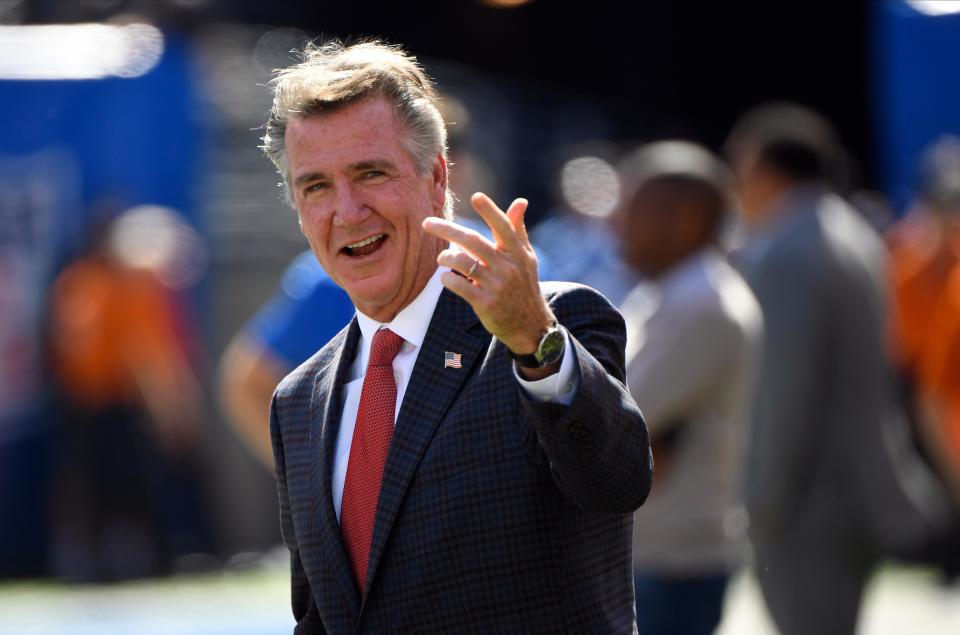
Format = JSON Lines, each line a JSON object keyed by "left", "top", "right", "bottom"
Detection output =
{"left": 611, "top": 141, "right": 763, "bottom": 635}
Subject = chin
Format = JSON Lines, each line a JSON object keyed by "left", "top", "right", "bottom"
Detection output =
{"left": 346, "top": 278, "right": 400, "bottom": 313}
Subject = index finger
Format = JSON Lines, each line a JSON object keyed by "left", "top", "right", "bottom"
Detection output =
{"left": 471, "top": 192, "right": 521, "bottom": 249}
{"left": 422, "top": 217, "right": 498, "bottom": 262}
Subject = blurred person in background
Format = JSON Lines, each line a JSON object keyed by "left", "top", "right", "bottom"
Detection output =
{"left": 887, "top": 135, "right": 960, "bottom": 499}
{"left": 47, "top": 206, "right": 210, "bottom": 581}
{"left": 912, "top": 263, "right": 960, "bottom": 504}
{"left": 727, "top": 103, "right": 946, "bottom": 635}
{"left": 262, "top": 40, "right": 651, "bottom": 632}
{"left": 884, "top": 136, "right": 960, "bottom": 583}
{"left": 219, "top": 251, "right": 355, "bottom": 470}
{"left": 612, "top": 141, "right": 763, "bottom": 635}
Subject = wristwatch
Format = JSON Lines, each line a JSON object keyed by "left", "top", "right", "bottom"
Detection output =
{"left": 510, "top": 321, "right": 565, "bottom": 369}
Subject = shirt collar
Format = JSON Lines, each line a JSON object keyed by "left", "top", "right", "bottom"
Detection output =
{"left": 355, "top": 266, "right": 447, "bottom": 350}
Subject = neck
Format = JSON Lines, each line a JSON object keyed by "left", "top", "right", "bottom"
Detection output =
{"left": 745, "top": 180, "right": 799, "bottom": 230}
{"left": 359, "top": 263, "right": 439, "bottom": 323}
{"left": 645, "top": 242, "right": 709, "bottom": 279}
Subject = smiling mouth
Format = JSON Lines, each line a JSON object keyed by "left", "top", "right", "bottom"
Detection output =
{"left": 343, "top": 233, "right": 387, "bottom": 257}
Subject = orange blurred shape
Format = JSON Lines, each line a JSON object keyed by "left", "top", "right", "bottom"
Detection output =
{"left": 49, "top": 258, "right": 179, "bottom": 409}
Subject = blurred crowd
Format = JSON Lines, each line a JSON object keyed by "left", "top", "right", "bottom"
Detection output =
{"left": 613, "top": 110, "right": 960, "bottom": 635}
{"left": 1, "top": 3, "right": 960, "bottom": 635}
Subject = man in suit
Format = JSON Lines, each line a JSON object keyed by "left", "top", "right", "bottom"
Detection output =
{"left": 612, "top": 142, "right": 763, "bottom": 635}
{"left": 260, "top": 40, "right": 653, "bottom": 633}
{"left": 726, "top": 103, "right": 945, "bottom": 635}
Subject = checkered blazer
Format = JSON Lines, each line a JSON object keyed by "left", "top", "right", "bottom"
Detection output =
{"left": 270, "top": 282, "right": 653, "bottom": 634}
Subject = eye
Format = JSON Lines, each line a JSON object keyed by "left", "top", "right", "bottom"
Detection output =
{"left": 304, "top": 181, "right": 328, "bottom": 194}
{"left": 362, "top": 169, "right": 386, "bottom": 180}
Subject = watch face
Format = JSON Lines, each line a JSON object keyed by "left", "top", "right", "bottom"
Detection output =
{"left": 537, "top": 327, "right": 565, "bottom": 365}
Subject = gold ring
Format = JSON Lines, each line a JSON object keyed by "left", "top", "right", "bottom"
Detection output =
{"left": 466, "top": 259, "right": 479, "bottom": 278}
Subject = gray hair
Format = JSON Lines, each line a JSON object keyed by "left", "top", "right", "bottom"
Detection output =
{"left": 261, "top": 39, "right": 453, "bottom": 216}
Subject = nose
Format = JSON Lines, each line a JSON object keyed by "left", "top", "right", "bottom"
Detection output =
{"left": 332, "top": 181, "right": 372, "bottom": 227}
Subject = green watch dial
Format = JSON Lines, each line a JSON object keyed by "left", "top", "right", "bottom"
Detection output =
{"left": 535, "top": 326, "right": 565, "bottom": 366}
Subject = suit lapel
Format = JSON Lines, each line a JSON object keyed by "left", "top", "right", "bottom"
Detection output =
{"left": 362, "top": 289, "right": 487, "bottom": 602}
{"left": 308, "top": 318, "right": 362, "bottom": 618}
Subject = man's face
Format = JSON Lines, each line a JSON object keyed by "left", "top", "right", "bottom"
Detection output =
{"left": 611, "top": 179, "right": 678, "bottom": 276}
{"left": 285, "top": 97, "right": 447, "bottom": 322}
{"left": 730, "top": 143, "right": 779, "bottom": 228}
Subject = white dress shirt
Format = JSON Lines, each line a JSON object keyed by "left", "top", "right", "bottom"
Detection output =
{"left": 332, "top": 266, "right": 577, "bottom": 520}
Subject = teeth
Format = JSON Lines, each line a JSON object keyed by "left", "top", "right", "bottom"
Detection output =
{"left": 347, "top": 234, "right": 384, "bottom": 249}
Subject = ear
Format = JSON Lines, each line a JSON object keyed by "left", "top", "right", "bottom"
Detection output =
{"left": 430, "top": 153, "right": 448, "bottom": 214}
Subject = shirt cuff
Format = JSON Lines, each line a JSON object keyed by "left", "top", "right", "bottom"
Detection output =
{"left": 513, "top": 329, "right": 579, "bottom": 405}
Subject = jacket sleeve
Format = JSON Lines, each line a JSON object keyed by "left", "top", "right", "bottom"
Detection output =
{"left": 519, "top": 284, "right": 653, "bottom": 513}
{"left": 270, "top": 395, "right": 327, "bottom": 635}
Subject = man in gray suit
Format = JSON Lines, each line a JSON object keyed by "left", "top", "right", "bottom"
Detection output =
{"left": 726, "top": 103, "right": 945, "bottom": 634}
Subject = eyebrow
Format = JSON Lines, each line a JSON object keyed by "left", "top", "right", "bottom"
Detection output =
{"left": 352, "top": 159, "right": 395, "bottom": 172}
{"left": 293, "top": 171, "right": 325, "bottom": 187}
{"left": 293, "top": 159, "right": 396, "bottom": 187}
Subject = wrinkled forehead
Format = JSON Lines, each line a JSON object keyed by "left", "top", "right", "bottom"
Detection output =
{"left": 293, "top": 97, "right": 418, "bottom": 160}
{"left": 288, "top": 98, "right": 406, "bottom": 152}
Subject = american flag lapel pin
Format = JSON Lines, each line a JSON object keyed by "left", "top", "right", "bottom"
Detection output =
{"left": 444, "top": 351, "right": 463, "bottom": 369}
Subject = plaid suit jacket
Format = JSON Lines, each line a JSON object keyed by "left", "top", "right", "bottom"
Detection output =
{"left": 270, "top": 281, "right": 653, "bottom": 634}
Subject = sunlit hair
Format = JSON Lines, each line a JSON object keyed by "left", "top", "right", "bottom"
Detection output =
{"left": 261, "top": 39, "right": 452, "bottom": 216}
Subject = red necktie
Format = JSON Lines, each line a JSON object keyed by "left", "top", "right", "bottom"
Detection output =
{"left": 340, "top": 327, "right": 405, "bottom": 590}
